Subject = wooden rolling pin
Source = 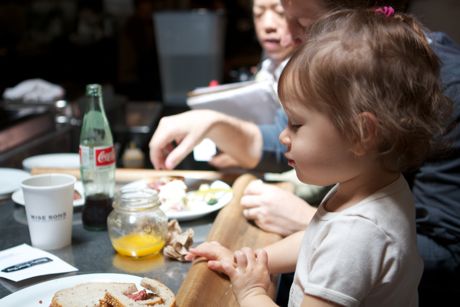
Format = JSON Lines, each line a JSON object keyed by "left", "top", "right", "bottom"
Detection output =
{"left": 30, "top": 168, "right": 224, "bottom": 183}
{"left": 176, "top": 173, "right": 284, "bottom": 306}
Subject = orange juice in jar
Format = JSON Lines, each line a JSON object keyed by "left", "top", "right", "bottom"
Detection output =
{"left": 107, "top": 188, "right": 167, "bottom": 258}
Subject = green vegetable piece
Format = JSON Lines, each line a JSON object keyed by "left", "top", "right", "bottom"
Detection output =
{"left": 207, "top": 198, "right": 218, "bottom": 205}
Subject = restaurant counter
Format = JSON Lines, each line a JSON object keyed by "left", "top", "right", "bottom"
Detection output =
{"left": 0, "top": 196, "right": 215, "bottom": 298}
{"left": 0, "top": 169, "right": 286, "bottom": 305}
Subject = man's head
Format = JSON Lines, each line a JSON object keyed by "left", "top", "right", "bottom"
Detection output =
{"left": 253, "top": 0, "right": 296, "bottom": 65}
{"left": 280, "top": 0, "right": 408, "bottom": 47}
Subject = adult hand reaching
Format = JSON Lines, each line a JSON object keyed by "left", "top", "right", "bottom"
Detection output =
{"left": 149, "top": 109, "right": 263, "bottom": 170}
{"left": 149, "top": 110, "right": 216, "bottom": 169}
{"left": 241, "top": 180, "right": 317, "bottom": 236}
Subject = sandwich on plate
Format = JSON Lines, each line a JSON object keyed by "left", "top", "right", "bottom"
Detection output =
{"left": 50, "top": 277, "right": 175, "bottom": 307}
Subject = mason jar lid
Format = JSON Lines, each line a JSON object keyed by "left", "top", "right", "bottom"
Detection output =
{"left": 113, "top": 188, "right": 160, "bottom": 211}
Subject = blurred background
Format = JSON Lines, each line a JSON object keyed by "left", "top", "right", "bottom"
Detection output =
{"left": 1, "top": 0, "right": 459, "bottom": 103}
{"left": 0, "top": 0, "right": 458, "bottom": 170}
{"left": 0, "top": 0, "right": 263, "bottom": 102}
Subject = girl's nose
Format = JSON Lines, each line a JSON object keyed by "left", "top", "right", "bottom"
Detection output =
{"left": 279, "top": 128, "right": 291, "bottom": 150}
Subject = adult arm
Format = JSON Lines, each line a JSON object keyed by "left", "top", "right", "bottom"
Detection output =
{"left": 149, "top": 110, "right": 263, "bottom": 169}
{"left": 254, "top": 108, "right": 291, "bottom": 172}
{"left": 209, "top": 108, "right": 290, "bottom": 171}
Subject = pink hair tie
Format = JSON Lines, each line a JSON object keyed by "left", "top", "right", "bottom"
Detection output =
{"left": 375, "top": 6, "right": 395, "bottom": 17}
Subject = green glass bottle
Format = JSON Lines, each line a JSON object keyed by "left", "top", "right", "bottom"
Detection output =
{"left": 79, "top": 84, "right": 116, "bottom": 230}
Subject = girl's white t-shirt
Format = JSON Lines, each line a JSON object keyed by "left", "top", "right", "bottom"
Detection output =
{"left": 289, "top": 176, "right": 423, "bottom": 307}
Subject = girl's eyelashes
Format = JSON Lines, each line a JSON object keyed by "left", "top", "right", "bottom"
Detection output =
{"left": 288, "top": 121, "right": 302, "bottom": 130}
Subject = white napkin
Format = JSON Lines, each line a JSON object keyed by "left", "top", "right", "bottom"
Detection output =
{"left": 0, "top": 244, "right": 77, "bottom": 282}
{"left": 193, "top": 138, "right": 217, "bottom": 162}
{"left": 2, "top": 79, "right": 65, "bottom": 103}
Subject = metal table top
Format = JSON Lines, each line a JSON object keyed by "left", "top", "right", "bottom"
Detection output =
{"left": 0, "top": 198, "right": 216, "bottom": 299}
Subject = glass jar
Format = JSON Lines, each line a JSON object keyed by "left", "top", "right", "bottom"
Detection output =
{"left": 107, "top": 188, "right": 167, "bottom": 258}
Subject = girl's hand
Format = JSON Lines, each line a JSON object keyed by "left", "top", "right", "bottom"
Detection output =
{"left": 220, "top": 247, "right": 271, "bottom": 305}
{"left": 184, "top": 241, "right": 234, "bottom": 273}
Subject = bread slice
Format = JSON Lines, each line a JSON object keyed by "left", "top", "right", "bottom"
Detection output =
{"left": 50, "top": 282, "right": 137, "bottom": 307}
{"left": 140, "top": 277, "right": 175, "bottom": 307}
{"left": 101, "top": 278, "right": 175, "bottom": 307}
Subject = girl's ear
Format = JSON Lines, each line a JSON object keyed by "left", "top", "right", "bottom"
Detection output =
{"left": 351, "top": 112, "right": 379, "bottom": 156}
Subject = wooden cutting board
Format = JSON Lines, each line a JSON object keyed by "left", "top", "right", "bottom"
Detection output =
{"left": 176, "top": 174, "right": 286, "bottom": 306}
{"left": 30, "top": 167, "right": 226, "bottom": 183}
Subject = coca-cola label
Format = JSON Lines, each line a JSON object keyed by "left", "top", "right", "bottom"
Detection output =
{"left": 79, "top": 145, "right": 115, "bottom": 168}
{"left": 95, "top": 146, "right": 116, "bottom": 167}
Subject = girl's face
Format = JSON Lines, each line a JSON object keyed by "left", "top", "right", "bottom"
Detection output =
{"left": 279, "top": 99, "right": 362, "bottom": 186}
{"left": 253, "top": 0, "right": 296, "bottom": 64}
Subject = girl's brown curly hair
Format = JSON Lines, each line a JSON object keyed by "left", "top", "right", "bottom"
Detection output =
{"left": 278, "top": 8, "right": 452, "bottom": 172}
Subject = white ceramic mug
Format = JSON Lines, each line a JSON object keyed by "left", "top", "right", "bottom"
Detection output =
{"left": 21, "top": 174, "right": 76, "bottom": 250}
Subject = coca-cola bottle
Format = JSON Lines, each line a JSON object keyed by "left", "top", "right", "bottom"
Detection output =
{"left": 79, "top": 84, "right": 116, "bottom": 230}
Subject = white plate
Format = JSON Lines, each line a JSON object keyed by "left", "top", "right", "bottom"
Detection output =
{"left": 0, "top": 273, "right": 142, "bottom": 306}
{"left": 22, "top": 153, "right": 79, "bottom": 172}
{"left": 0, "top": 168, "right": 31, "bottom": 196}
{"left": 11, "top": 181, "right": 85, "bottom": 207}
{"left": 122, "top": 178, "right": 233, "bottom": 221}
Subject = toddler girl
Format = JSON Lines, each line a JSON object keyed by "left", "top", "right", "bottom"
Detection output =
{"left": 185, "top": 7, "right": 452, "bottom": 307}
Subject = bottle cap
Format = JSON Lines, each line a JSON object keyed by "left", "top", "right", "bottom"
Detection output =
{"left": 86, "top": 84, "right": 102, "bottom": 96}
